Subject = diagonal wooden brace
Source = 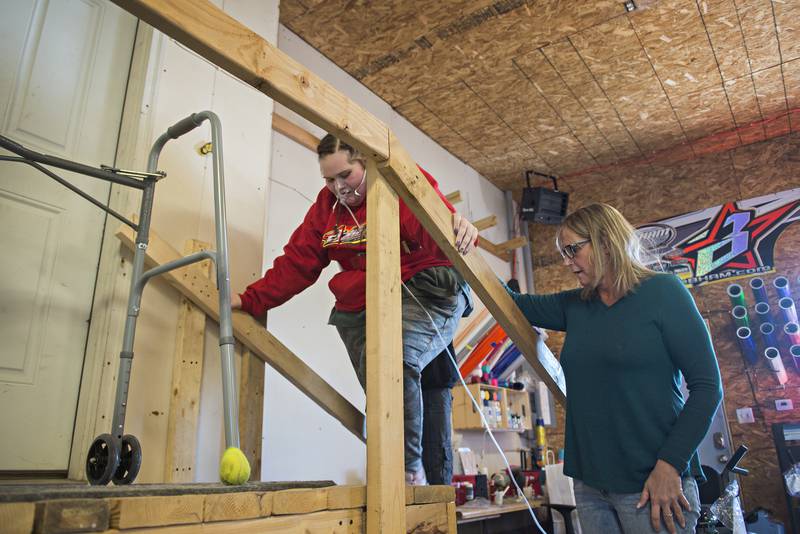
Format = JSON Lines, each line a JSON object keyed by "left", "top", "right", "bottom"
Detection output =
{"left": 115, "top": 225, "right": 366, "bottom": 442}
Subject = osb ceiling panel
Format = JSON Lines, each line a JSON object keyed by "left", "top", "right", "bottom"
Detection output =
{"left": 281, "top": 0, "right": 800, "bottom": 190}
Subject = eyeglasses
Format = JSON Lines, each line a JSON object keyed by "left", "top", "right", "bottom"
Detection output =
{"left": 559, "top": 239, "right": 590, "bottom": 259}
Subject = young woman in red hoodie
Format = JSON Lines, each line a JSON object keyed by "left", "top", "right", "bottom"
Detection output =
{"left": 233, "top": 134, "right": 477, "bottom": 485}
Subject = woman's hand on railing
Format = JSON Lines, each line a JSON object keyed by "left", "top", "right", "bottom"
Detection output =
{"left": 231, "top": 293, "right": 242, "bottom": 310}
{"left": 453, "top": 212, "right": 478, "bottom": 255}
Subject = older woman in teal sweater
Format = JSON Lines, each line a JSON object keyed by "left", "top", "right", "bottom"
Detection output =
{"left": 507, "top": 203, "right": 722, "bottom": 534}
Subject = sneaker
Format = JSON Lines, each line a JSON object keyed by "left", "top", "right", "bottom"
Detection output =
{"left": 405, "top": 468, "right": 428, "bottom": 486}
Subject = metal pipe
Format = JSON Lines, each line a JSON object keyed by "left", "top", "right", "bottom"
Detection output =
{"left": 134, "top": 250, "right": 217, "bottom": 295}
{"left": 791, "top": 345, "right": 800, "bottom": 370}
{"left": 0, "top": 134, "right": 147, "bottom": 189}
{"left": 749, "top": 277, "right": 767, "bottom": 304}
{"left": 785, "top": 322, "right": 800, "bottom": 346}
{"left": 731, "top": 305, "right": 749, "bottom": 329}
{"left": 736, "top": 326, "right": 758, "bottom": 365}
{"left": 755, "top": 301, "right": 771, "bottom": 325}
{"left": 192, "top": 111, "right": 239, "bottom": 450}
{"left": 764, "top": 347, "right": 788, "bottom": 385}
{"left": 760, "top": 322, "right": 778, "bottom": 349}
{"left": 779, "top": 297, "right": 798, "bottom": 325}
{"left": 0, "top": 156, "right": 139, "bottom": 230}
{"left": 774, "top": 276, "right": 791, "bottom": 299}
{"left": 727, "top": 283, "right": 746, "bottom": 309}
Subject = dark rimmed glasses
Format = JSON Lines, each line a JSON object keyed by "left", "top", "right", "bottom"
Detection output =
{"left": 559, "top": 239, "right": 590, "bottom": 260}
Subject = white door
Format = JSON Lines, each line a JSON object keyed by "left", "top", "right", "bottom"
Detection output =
{"left": 0, "top": 0, "right": 136, "bottom": 472}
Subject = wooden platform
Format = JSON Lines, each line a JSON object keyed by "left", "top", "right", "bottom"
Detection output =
{"left": 0, "top": 482, "right": 456, "bottom": 534}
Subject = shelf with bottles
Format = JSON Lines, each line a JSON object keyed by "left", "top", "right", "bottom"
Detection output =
{"left": 452, "top": 383, "right": 533, "bottom": 432}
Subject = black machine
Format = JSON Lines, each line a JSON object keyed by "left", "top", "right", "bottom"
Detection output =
{"left": 520, "top": 170, "right": 569, "bottom": 224}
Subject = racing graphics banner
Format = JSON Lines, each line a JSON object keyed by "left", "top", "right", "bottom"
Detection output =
{"left": 637, "top": 188, "right": 800, "bottom": 287}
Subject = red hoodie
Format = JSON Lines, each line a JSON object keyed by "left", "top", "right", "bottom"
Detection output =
{"left": 240, "top": 167, "right": 456, "bottom": 318}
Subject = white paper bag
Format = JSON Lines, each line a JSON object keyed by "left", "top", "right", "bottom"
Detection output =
{"left": 544, "top": 462, "right": 576, "bottom": 506}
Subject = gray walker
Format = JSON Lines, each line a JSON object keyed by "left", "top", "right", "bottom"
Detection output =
{"left": 0, "top": 111, "right": 243, "bottom": 485}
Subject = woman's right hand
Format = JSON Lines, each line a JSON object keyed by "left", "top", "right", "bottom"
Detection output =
{"left": 231, "top": 293, "right": 242, "bottom": 310}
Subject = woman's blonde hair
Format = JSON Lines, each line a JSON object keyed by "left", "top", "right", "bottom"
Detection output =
{"left": 557, "top": 203, "right": 654, "bottom": 300}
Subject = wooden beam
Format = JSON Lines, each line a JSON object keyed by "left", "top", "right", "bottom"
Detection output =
{"left": 499, "top": 236, "right": 528, "bottom": 252}
{"left": 109, "top": 495, "right": 204, "bottom": 529}
{"left": 476, "top": 236, "right": 511, "bottom": 262}
{"left": 406, "top": 503, "right": 448, "bottom": 534}
{"left": 34, "top": 499, "right": 109, "bottom": 533}
{"left": 271, "top": 488, "right": 329, "bottom": 515}
{"left": 413, "top": 485, "right": 455, "bottom": 504}
{"left": 271, "top": 113, "right": 319, "bottom": 152}
{"left": 164, "top": 239, "right": 210, "bottom": 483}
{"left": 365, "top": 159, "right": 405, "bottom": 534}
{"left": 452, "top": 306, "right": 490, "bottom": 349}
{"left": 203, "top": 493, "right": 262, "bottom": 522}
{"left": 106, "top": 508, "right": 363, "bottom": 533}
{"left": 472, "top": 214, "right": 497, "bottom": 231}
{"left": 112, "top": 0, "right": 389, "bottom": 161}
{"left": 444, "top": 190, "right": 461, "bottom": 204}
{"left": 378, "top": 134, "right": 565, "bottom": 404}
{"left": 0, "top": 502, "right": 35, "bottom": 534}
{"left": 327, "top": 485, "right": 366, "bottom": 510}
{"left": 238, "top": 348, "right": 264, "bottom": 481}
{"left": 446, "top": 502, "right": 457, "bottom": 534}
{"left": 115, "top": 226, "right": 365, "bottom": 441}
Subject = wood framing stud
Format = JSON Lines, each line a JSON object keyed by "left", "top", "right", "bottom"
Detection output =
{"left": 472, "top": 214, "right": 497, "bottom": 231}
{"left": 238, "top": 347, "right": 264, "bottom": 481}
{"left": 164, "top": 239, "right": 210, "bottom": 483}
{"left": 499, "top": 236, "right": 528, "bottom": 252}
{"left": 477, "top": 236, "right": 512, "bottom": 262}
{"left": 366, "top": 159, "right": 406, "bottom": 533}
{"left": 0, "top": 502, "right": 35, "bottom": 534}
{"left": 445, "top": 190, "right": 461, "bottom": 204}
{"left": 272, "top": 112, "right": 319, "bottom": 152}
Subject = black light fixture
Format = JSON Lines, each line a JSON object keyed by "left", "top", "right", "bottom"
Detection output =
{"left": 623, "top": 0, "right": 637, "bottom": 12}
{"left": 520, "top": 170, "right": 569, "bottom": 224}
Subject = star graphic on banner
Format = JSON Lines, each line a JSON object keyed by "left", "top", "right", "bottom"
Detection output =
{"left": 668, "top": 199, "right": 800, "bottom": 275}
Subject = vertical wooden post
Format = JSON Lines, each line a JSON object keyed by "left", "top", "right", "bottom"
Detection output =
{"left": 164, "top": 239, "right": 211, "bottom": 482}
{"left": 239, "top": 348, "right": 264, "bottom": 480}
{"left": 365, "top": 159, "right": 405, "bottom": 532}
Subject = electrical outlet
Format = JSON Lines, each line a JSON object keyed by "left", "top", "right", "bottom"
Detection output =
{"left": 736, "top": 407, "right": 755, "bottom": 423}
{"left": 776, "top": 399, "right": 794, "bottom": 411}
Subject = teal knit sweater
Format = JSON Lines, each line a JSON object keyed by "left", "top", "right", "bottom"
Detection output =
{"left": 508, "top": 273, "right": 722, "bottom": 493}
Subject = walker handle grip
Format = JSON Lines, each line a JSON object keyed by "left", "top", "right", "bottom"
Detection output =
{"left": 166, "top": 113, "right": 204, "bottom": 139}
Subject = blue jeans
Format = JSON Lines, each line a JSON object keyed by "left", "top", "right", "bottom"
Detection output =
{"left": 574, "top": 477, "right": 700, "bottom": 534}
{"left": 335, "top": 283, "right": 468, "bottom": 476}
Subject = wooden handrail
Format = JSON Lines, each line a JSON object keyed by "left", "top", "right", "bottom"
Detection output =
{"left": 115, "top": 226, "right": 366, "bottom": 443}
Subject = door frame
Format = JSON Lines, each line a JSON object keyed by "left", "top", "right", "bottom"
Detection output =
{"left": 67, "top": 21, "right": 161, "bottom": 481}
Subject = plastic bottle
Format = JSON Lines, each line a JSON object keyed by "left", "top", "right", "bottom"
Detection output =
{"left": 493, "top": 392, "right": 502, "bottom": 427}
{"left": 482, "top": 391, "right": 493, "bottom": 426}
{"left": 535, "top": 418, "right": 547, "bottom": 465}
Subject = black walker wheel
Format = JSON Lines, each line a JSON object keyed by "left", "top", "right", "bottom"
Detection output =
{"left": 112, "top": 434, "right": 142, "bottom": 485}
{"left": 85, "top": 433, "right": 120, "bottom": 486}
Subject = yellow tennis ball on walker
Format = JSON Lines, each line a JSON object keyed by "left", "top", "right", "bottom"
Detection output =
{"left": 219, "top": 447, "right": 251, "bottom": 485}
